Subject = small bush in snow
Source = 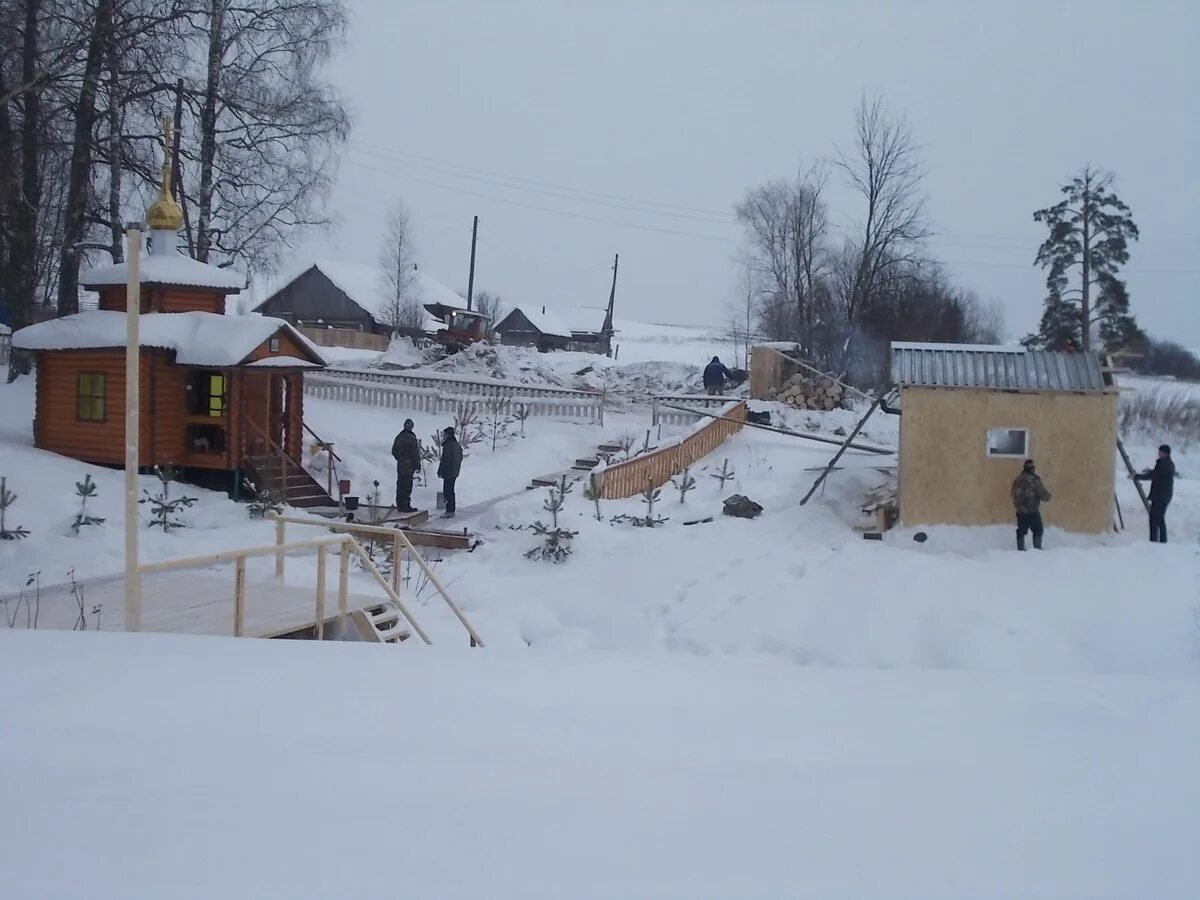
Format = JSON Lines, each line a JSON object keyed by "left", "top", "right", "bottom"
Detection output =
{"left": 513, "top": 403, "right": 531, "bottom": 437}
{"left": 710, "top": 458, "right": 735, "bottom": 490}
{"left": 526, "top": 476, "right": 578, "bottom": 563}
{"left": 482, "top": 398, "right": 515, "bottom": 451}
{"left": 139, "top": 464, "right": 197, "bottom": 532}
{"left": 454, "top": 407, "right": 484, "bottom": 451}
{"left": 0, "top": 476, "right": 30, "bottom": 540}
{"left": 68, "top": 569, "right": 101, "bottom": 631}
{"left": 1119, "top": 388, "right": 1200, "bottom": 448}
{"left": 242, "top": 477, "right": 283, "bottom": 520}
{"left": 635, "top": 480, "right": 669, "bottom": 528}
{"left": 671, "top": 467, "right": 696, "bottom": 503}
{"left": 3, "top": 571, "right": 40, "bottom": 628}
{"left": 71, "top": 473, "right": 106, "bottom": 534}
{"left": 583, "top": 474, "right": 603, "bottom": 521}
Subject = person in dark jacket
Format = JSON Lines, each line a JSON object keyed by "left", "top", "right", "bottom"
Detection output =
{"left": 703, "top": 356, "right": 731, "bottom": 396}
{"left": 390, "top": 418, "right": 421, "bottom": 513}
{"left": 1134, "top": 444, "right": 1176, "bottom": 543}
{"left": 1011, "top": 459, "right": 1052, "bottom": 550}
{"left": 437, "top": 426, "right": 463, "bottom": 518}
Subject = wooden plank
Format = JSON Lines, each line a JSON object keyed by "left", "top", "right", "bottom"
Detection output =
{"left": 800, "top": 401, "right": 882, "bottom": 506}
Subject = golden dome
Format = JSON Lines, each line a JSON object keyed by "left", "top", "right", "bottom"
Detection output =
{"left": 146, "top": 119, "right": 183, "bottom": 232}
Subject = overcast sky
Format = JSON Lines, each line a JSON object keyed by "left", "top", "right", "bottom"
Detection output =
{"left": 292, "top": 0, "right": 1200, "bottom": 346}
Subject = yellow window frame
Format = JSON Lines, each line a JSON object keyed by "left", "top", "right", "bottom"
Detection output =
{"left": 206, "top": 373, "right": 226, "bottom": 417}
{"left": 77, "top": 372, "right": 106, "bottom": 422}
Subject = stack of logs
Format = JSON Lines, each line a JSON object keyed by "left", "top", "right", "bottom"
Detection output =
{"left": 766, "top": 373, "right": 847, "bottom": 411}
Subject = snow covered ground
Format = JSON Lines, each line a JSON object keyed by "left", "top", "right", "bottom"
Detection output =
{"left": 2, "top": 351, "right": 1199, "bottom": 896}
{"left": 3, "top": 629, "right": 1199, "bottom": 898}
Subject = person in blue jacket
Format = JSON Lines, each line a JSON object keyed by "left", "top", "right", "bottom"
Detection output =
{"left": 703, "top": 356, "right": 731, "bottom": 396}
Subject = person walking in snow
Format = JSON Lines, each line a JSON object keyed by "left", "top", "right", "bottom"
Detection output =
{"left": 703, "top": 356, "right": 731, "bottom": 396}
{"left": 1011, "top": 459, "right": 1052, "bottom": 551}
{"left": 390, "top": 418, "right": 421, "bottom": 513}
{"left": 437, "top": 426, "right": 463, "bottom": 518}
{"left": 1134, "top": 444, "right": 1175, "bottom": 543}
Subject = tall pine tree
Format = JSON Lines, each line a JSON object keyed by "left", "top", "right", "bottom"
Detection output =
{"left": 1027, "top": 167, "right": 1140, "bottom": 351}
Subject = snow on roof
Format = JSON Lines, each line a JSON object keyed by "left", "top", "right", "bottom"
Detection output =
{"left": 556, "top": 306, "right": 608, "bottom": 335}
{"left": 82, "top": 253, "right": 245, "bottom": 292}
{"left": 503, "top": 306, "right": 571, "bottom": 339}
{"left": 890, "top": 342, "right": 1108, "bottom": 392}
{"left": 258, "top": 260, "right": 465, "bottom": 322}
{"left": 13, "top": 310, "right": 326, "bottom": 367}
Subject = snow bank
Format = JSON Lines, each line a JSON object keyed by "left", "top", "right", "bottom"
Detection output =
{"left": 2, "top": 630, "right": 1199, "bottom": 898}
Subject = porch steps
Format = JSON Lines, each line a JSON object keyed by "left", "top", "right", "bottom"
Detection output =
{"left": 245, "top": 454, "right": 336, "bottom": 509}
{"left": 349, "top": 602, "right": 412, "bottom": 644}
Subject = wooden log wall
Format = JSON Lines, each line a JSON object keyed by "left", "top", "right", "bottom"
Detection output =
{"left": 303, "top": 375, "right": 604, "bottom": 423}
{"left": 297, "top": 327, "right": 389, "bottom": 352}
{"left": 597, "top": 400, "right": 747, "bottom": 499}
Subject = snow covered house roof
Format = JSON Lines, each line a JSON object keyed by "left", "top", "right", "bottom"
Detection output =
{"left": 890, "top": 342, "right": 1110, "bottom": 393}
{"left": 257, "top": 260, "right": 464, "bottom": 324}
{"left": 13, "top": 310, "right": 327, "bottom": 368}
{"left": 498, "top": 306, "right": 571, "bottom": 339}
{"left": 559, "top": 306, "right": 609, "bottom": 335}
{"left": 81, "top": 253, "right": 245, "bottom": 293}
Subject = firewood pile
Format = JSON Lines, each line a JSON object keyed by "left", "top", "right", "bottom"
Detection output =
{"left": 765, "top": 373, "right": 847, "bottom": 411}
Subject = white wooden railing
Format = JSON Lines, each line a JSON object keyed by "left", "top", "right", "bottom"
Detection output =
{"left": 651, "top": 394, "right": 735, "bottom": 426}
{"left": 272, "top": 514, "right": 484, "bottom": 648}
{"left": 304, "top": 373, "right": 603, "bottom": 424}
{"left": 135, "top": 534, "right": 433, "bottom": 642}
{"left": 323, "top": 366, "right": 603, "bottom": 402}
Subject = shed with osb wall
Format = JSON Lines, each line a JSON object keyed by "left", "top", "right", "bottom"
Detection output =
{"left": 891, "top": 342, "right": 1118, "bottom": 534}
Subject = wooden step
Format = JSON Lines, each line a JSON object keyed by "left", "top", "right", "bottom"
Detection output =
{"left": 530, "top": 469, "right": 590, "bottom": 488}
{"left": 597, "top": 443, "right": 623, "bottom": 453}
{"left": 573, "top": 457, "right": 600, "bottom": 469}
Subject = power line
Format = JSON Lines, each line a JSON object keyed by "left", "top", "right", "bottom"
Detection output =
{"left": 348, "top": 138, "right": 736, "bottom": 220}
{"left": 341, "top": 161, "right": 1200, "bottom": 276}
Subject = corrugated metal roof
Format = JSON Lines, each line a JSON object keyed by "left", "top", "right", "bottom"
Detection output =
{"left": 890, "top": 342, "right": 1110, "bottom": 392}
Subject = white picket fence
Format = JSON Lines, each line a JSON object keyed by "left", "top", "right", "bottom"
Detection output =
{"left": 323, "top": 366, "right": 602, "bottom": 402}
{"left": 651, "top": 394, "right": 736, "bottom": 426}
{"left": 305, "top": 374, "right": 604, "bottom": 423}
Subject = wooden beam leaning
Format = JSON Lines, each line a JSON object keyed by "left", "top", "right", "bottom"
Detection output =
{"left": 800, "top": 400, "right": 883, "bottom": 506}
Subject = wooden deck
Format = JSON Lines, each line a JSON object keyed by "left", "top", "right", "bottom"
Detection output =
{"left": 6, "top": 570, "right": 385, "bottom": 639}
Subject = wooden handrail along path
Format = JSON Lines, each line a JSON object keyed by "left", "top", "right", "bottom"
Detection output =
{"left": 595, "top": 400, "right": 748, "bottom": 499}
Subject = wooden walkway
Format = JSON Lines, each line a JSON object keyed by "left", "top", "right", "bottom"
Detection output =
{"left": 6, "top": 569, "right": 383, "bottom": 639}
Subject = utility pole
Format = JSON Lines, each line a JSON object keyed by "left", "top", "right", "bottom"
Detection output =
{"left": 466, "top": 215, "right": 478, "bottom": 312}
{"left": 602, "top": 253, "right": 618, "bottom": 357}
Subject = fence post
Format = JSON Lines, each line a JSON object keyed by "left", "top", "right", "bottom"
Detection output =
{"left": 337, "top": 539, "right": 350, "bottom": 624}
{"left": 315, "top": 543, "right": 327, "bottom": 640}
{"left": 233, "top": 555, "right": 246, "bottom": 637}
{"left": 274, "top": 517, "right": 286, "bottom": 579}
{"left": 391, "top": 533, "right": 401, "bottom": 596}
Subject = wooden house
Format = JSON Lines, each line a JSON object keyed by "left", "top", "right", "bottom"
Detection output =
{"left": 255, "top": 260, "right": 462, "bottom": 337}
{"left": 494, "top": 306, "right": 572, "bottom": 352}
{"left": 891, "top": 342, "right": 1118, "bottom": 533}
{"left": 12, "top": 138, "right": 333, "bottom": 506}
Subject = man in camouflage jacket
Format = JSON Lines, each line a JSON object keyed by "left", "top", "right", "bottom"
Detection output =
{"left": 1011, "top": 459, "right": 1051, "bottom": 551}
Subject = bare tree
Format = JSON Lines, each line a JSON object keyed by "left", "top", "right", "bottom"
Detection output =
{"left": 472, "top": 290, "right": 504, "bottom": 329}
{"left": 377, "top": 200, "right": 423, "bottom": 333}
{"left": 735, "top": 163, "right": 831, "bottom": 360}
{"left": 724, "top": 265, "right": 759, "bottom": 369}
{"left": 190, "top": 0, "right": 350, "bottom": 271}
{"left": 834, "top": 95, "right": 929, "bottom": 368}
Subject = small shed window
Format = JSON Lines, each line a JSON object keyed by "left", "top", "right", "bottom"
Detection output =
{"left": 77, "top": 373, "right": 105, "bottom": 421}
{"left": 987, "top": 427, "right": 1028, "bottom": 458}
{"left": 186, "top": 371, "right": 226, "bottom": 417}
{"left": 269, "top": 337, "right": 280, "bottom": 353}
